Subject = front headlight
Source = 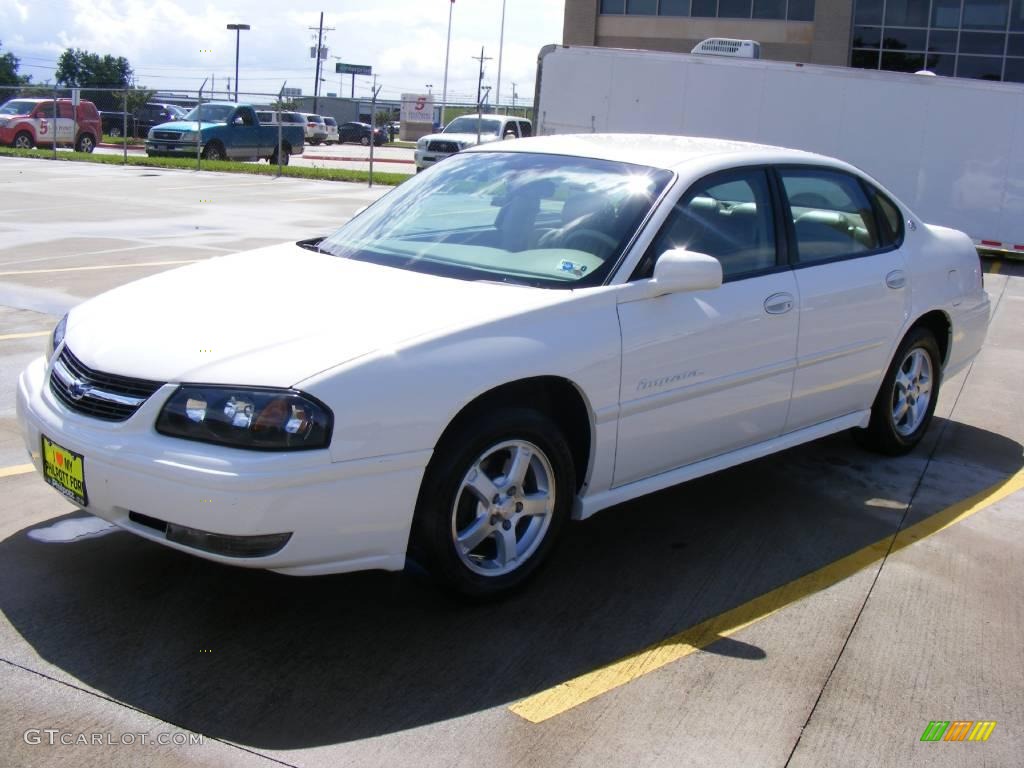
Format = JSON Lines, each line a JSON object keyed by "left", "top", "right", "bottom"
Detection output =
{"left": 178, "top": 131, "right": 197, "bottom": 142}
{"left": 156, "top": 386, "right": 333, "bottom": 451}
{"left": 49, "top": 313, "right": 67, "bottom": 357}
{"left": 417, "top": 138, "right": 427, "bottom": 149}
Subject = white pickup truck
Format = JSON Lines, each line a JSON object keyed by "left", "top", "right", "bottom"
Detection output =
{"left": 414, "top": 113, "right": 533, "bottom": 172}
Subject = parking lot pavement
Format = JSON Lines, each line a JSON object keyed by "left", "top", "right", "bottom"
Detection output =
{"left": 1, "top": 159, "right": 1022, "bottom": 767}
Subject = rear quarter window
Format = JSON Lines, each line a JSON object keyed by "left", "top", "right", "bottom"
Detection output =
{"left": 870, "top": 187, "right": 904, "bottom": 248}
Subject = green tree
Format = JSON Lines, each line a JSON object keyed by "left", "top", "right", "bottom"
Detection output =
{"left": 1, "top": 41, "right": 32, "bottom": 88}
{"left": 55, "top": 48, "right": 134, "bottom": 109}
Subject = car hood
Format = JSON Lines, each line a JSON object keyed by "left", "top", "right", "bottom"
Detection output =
{"left": 150, "top": 120, "right": 221, "bottom": 132}
{"left": 63, "top": 243, "right": 564, "bottom": 387}
{"left": 422, "top": 132, "right": 500, "bottom": 146}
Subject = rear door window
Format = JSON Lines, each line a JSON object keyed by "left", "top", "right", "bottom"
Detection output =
{"left": 778, "top": 169, "right": 881, "bottom": 264}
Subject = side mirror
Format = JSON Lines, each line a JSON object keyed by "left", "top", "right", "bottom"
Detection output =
{"left": 649, "top": 249, "right": 722, "bottom": 296}
{"left": 232, "top": 116, "right": 244, "bottom": 126}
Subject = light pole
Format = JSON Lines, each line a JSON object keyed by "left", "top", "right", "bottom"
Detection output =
{"left": 226, "top": 23, "right": 250, "bottom": 102}
{"left": 441, "top": 0, "right": 454, "bottom": 129}
{"left": 495, "top": 0, "right": 507, "bottom": 111}
{"left": 425, "top": 83, "right": 433, "bottom": 95}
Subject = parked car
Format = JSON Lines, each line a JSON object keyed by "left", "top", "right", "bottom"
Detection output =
{"left": 301, "top": 113, "right": 328, "bottom": 145}
{"left": 100, "top": 103, "right": 187, "bottom": 138}
{"left": 0, "top": 97, "right": 101, "bottom": 152}
{"left": 338, "top": 121, "right": 383, "bottom": 146}
{"left": 323, "top": 116, "right": 339, "bottom": 144}
{"left": 255, "top": 110, "right": 307, "bottom": 132}
{"left": 16, "top": 136, "right": 990, "bottom": 597}
{"left": 145, "top": 102, "right": 304, "bottom": 163}
{"left": 414, "top": 114, "right": 531, "bottom": 171}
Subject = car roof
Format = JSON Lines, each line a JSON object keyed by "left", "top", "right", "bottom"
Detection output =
{"left": 450, "top": 113, "right": 523, "bottom": 121}
{"left": 469, "top": 133, "right": 843, "bottom": 174}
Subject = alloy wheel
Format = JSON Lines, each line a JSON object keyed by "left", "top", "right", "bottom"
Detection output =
{"left": 450, "top": 440, "right": 555, "bottom": 577}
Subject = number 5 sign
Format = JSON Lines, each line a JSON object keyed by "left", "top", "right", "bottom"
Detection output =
{"left": 401, "top": 93, "right": 434, "bottom": 124}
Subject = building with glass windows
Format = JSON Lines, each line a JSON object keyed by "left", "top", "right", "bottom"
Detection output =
{"left": 563, "top": 0, "right": 1024, "bottom": 82}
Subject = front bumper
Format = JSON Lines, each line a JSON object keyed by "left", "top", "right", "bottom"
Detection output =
{"left": 414, "top": 149, "right": 455, "bottom": 170}
{"left": 16, "top": 354, "right": 429, "bottom": 575}
{"left": 145, "top": 140, "right": 201, "bottom": 156}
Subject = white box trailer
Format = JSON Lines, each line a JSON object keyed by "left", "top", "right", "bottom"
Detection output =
{"left": 534, "top": 44, "right": 1024, "bottom": 253}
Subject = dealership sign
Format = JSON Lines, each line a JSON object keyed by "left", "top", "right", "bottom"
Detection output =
{"left": 401, "top": 93, "right": 434, "bottom": 123}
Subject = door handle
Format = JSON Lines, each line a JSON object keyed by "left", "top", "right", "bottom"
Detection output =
{"left": 764, "top": 292, "right": 794, "bottom": 315}
{"left": 885, "top": 270, "right": 906, "bottom": 289}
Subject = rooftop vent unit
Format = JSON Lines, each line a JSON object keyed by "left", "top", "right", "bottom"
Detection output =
{"left": 691, "top": 38, "right": 761, "bottom": 59}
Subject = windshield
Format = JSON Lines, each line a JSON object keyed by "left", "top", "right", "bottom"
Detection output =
{"left": 445, "top": 117, "right": 501, "bottom": 136}
{"left": 182, "top": 104, "right": 235, "bottom": 123}
{"left": 0, "top": 100, "right": 40, "bottom": 116}
{"left": 167, "top": 106, "right": 187, "bottom": 119}
{"left": 317, "top": 151, "right": 672, "bottom": 289}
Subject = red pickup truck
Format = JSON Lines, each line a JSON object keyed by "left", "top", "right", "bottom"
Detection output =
{"left": 0, "top": 97, "right": 102, "bottom": 153}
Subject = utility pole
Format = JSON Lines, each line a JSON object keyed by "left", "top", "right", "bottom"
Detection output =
{"left": 309, "top": 13, "right": 335, "bottom": 114}
{"left": 512, "top": 82, "right": 517, "bottom": 111}
{"left": 472, "top": 46, "right": 492, "bottom": 145}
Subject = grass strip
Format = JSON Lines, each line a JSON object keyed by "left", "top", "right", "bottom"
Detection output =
{"left": 102, "top": 134, "right": 145, "bottom": 146}
{"left": 0, "top": 147, "right": 407, "bottom": 186}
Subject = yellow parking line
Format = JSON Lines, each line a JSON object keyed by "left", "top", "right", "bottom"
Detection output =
{"left": 0, "top": 331, "right": 49, "bottom": 341}
{"left": 509, "top": 468, "right": 1024, "bottom": 724}
{"left": 0, "top": 260, "right": 200, "bottom": 277}
{"left": 989, "top": 260, "right": 1002, "bottom": 274}
{"left": 0, "top": 464, "right": 35, "bottom": 479}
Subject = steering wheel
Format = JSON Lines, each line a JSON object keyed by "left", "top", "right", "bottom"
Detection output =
{"left": 563, "top": 227, "right": 619, "bottom": 256}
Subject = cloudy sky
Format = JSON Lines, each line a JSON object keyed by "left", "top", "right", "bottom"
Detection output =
{"left": 0, "top": 0, "right": 566, "bottom": 105}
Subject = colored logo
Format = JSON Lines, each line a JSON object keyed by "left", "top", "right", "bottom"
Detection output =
{"left": 920, "top": 721, "right": 996, "bottom": 742}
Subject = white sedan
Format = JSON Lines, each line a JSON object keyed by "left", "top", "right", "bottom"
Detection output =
{"left": 17, "top": 135, "right": 991, "bottom": 596}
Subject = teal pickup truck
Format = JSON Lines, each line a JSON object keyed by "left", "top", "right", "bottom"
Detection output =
{"left": 145, "top": 102, "right": 304, "bottom": 164}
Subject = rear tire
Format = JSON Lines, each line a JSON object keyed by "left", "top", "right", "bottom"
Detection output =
{"left": 411, "top": 407, "right": 575, "bottom": 598}
{"left": 854, "top": 327, "right": 942, "bottom": 455}
{"left": 75, "top": 134, "right": 96, "bottom": 153}
{"left": 360, "top": 135, "right": 370, "bottom": 146}
{"left": 13, "top": 131, "right": 34, "bottom": 149}
{"left": 270, "top": 144, "right": 290, "bottom": 165}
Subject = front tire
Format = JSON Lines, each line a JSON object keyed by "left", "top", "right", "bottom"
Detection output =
{"left": 202, "top": 142, "right": 226, "bottom": 161}
{"left": 855, "top": 327, "right": 942, "bottom": 455}
{"left": 13, "top": 131, "right": 34, "bottom": 149}
{"left": 360, "top": 135, "right": 370, "bottom": 146}
{"left": 411, "top": 407, "right": 575, "bottom": 597}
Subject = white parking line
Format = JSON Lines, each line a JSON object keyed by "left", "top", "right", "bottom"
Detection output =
{"left": 0, "top": 244, "right": 164, "bottom": 269}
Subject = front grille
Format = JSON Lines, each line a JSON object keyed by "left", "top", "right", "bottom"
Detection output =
{"left": 427, "top": 140, "right": 460, "bottom": 153}
{"left": 49, "top": 346, "right": 164, "bottom": 422}
{"left": 151, "top": 130, "right": 181, "bottom": 141}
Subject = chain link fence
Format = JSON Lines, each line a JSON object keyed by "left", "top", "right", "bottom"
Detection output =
{"left": 0, "top": 84, "right": 407, "bottom": 185}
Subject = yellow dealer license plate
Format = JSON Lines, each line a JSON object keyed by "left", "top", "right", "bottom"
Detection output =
{"left": 42, "top": 436, "right": 88, "bottom": 506}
